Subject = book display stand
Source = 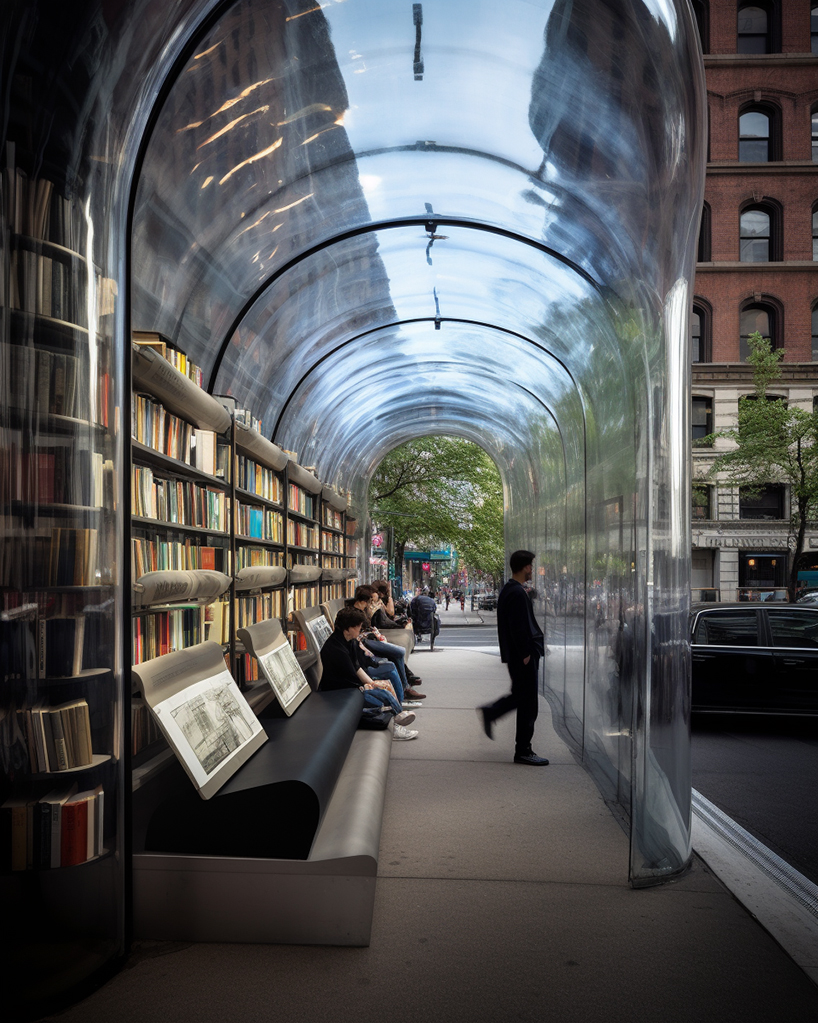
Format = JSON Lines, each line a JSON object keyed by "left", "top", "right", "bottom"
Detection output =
{"left": 127, "top": 338, "right": 393, "bottom": 946}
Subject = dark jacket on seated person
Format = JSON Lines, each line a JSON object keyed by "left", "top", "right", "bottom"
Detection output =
{"left": 320, "top": 630, "right": 364, "bottom": 690}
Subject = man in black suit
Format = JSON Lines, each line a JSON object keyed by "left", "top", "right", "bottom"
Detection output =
{"left": 477, "top": 550, "right": 549, "bottom": 765}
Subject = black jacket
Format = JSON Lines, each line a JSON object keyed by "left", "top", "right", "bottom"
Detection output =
{"left": 496, "top": 579, "right": 544, "bottom": 664}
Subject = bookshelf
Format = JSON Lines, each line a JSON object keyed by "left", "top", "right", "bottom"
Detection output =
{"left": 130, "top": 341, "right": 233, "bottom": 759}
{"left": 285, "top": 462, "right": 323, "bottom": 653}
{"left": 1, "top": 150, "right": 123, "bottom": 1008}
{"left": 231, "top": 423, "right": 288, "bottom": 687}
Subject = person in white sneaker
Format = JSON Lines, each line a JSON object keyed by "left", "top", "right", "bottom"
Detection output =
{"left": 320, "top": 606, "right": 420, "bottom": 741}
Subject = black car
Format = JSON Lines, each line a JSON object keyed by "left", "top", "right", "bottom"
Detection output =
{"left": 690, "top": 602, "right": 818, "bottom": 715}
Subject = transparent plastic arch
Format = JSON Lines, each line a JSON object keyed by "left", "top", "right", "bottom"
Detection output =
{"left": 129, "top": 0, "right": 707, "bottom": 884}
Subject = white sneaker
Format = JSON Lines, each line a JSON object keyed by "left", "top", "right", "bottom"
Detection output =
{"left": 394, "top": 710, "right": 416, "bottom": 726}
{"left": 393, "top": 724, "right": 418, "bottom": 741}
{"left": 402, "top": 700, "right": 422, "bottom": 708}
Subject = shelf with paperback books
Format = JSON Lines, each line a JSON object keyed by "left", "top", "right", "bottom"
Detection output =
{"left": 1, "top": 150, "right": 124, "bottom": 1002}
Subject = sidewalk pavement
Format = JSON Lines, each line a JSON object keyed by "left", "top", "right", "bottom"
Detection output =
{"left": 434, "top": 604, "right": 496, "bottom": 627}
{"left": 38, "top": 648, "right": 818, "bottom": 1023}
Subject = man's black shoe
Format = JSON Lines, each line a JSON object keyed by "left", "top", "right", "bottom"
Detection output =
{"left": 513, "top": 752, "right": 549, "bottom": 766}
{"left": 477, "top": 707, "right": 494, "bottom": 740}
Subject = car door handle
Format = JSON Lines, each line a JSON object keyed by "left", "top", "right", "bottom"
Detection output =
{"left": 782, "top": 658, "right": 805, "bottom": 666}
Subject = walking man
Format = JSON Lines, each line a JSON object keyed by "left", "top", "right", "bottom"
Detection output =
{"left": 477, "top": 550, "right": 549, "bottom": 765}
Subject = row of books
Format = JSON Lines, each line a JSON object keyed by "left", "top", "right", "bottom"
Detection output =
{"left": 234, "top": 407, "right": 263, "bottom": 433}
{"left": 0, "top": 527, "right": 100, "bottom": 589}
{"left": 321, "top": 531, "right": 344, "bottom": 553}
{"left": 9, "top": 249, "right": 86, "bottom": 324}
{"left": 321, "top": 555, "right": 344, "bottom": 569}
{"left": 3, "top": 446, "right": 105, "bottom": 509}
{"left": 291, "top": 585, "right": 319, "bottom": 610}
{"left": 232, "top": 652, "right": 260, "bottom": 686}
{"left": 236, "top": 503, "right": 283, "bottom": 542}
{"left": 131, "top": 537, "right": 226, "bottom": 578}
{"left": 4, "top": 158, "right": 81, "bottom": 249}
{"left": 133, "top": 606, "right": 207, "bottom": 664}
{"left": 1, "top": 341, "right": 104, "bottom": 422}
{"left": 236, "top": 591, "right": 285, "bottom": 629}
{"left": 235, "top": 454, "right": 283, "bottom": 503}
{"left": 131, "top": 698, "right": 164, "bottom": 756}
{"left": 235, "top": 546, "right": 284, "bottom": 570}
{"left": 131, "top": 465, "right": 229, "bottom": 532}
{"left": 18, "top": 698, "right": 95, "bottom": 773}
{"left": 287, "top": 520, "right": 319, "bottom": 549}
{"left": 132, "top": 394, "right": 195, "bottom": 464}
{"left": 132, "top": 334, "right": 204, "bottom": 389}
{"left": 322, "top": 507, "right": 344, "bottom": 530}
{"left": 322, "top": 582, "right": 346, "bottom": 602}
{"left": 132, "top": 600, "right": 230, "bottom": 664}
{"left": 0, "top": 783, "right": 104, "bottom": 871}
{"left": 288, "top": 483, "right": 315, "bottom": 519}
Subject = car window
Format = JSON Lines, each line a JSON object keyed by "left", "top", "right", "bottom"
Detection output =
{"left": 693, "top": 611, "right": 758, "bottom": 646}
{"left": 767, "top": 610, "right": 818, "bottom": 649}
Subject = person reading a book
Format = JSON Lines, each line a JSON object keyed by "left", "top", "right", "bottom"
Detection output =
{"left": 350, "top": 586, "right": 425, "bottom": 703}
{"left": 320, "top": 606, "right": 418, "bottom": 741}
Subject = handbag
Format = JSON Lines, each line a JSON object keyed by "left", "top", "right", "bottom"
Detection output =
{"left": 358, "top": 706, "right": 392, "bottom": 730}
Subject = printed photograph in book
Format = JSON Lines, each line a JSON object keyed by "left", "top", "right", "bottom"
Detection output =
{"left": 153, "top": 669, "right": 263, "bottom": 787}
{"left": 306, "top": 615, "right": 332, "bottom": 651}
{"left": 257, "top": 642, "right": 310, "bottom": 712}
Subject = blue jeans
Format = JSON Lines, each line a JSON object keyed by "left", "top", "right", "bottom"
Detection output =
{"left": 365, "top": 660, "right": 404, "bottom": 703}
{"left": 363, "top": 638, "right": 409, "bottom": 690}
{"left": 363, "top": 687, "right": 402, "bottom": 715}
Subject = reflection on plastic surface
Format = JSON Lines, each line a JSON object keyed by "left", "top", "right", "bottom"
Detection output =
{"left": 2, "top": 0, "right": 707, "bottom": 897}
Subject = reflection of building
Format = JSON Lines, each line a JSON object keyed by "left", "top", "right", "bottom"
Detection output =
{"left": 690, "top": 4, "right": 818, "bottom": 600}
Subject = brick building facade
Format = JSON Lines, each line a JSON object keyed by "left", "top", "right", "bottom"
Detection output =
{"left": 690, "top": 1, "right": 818, "bottom": 600}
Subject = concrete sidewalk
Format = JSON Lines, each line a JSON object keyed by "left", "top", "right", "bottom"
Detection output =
{"left": 38, "top": 648, "right": 818, "bottom": 1023}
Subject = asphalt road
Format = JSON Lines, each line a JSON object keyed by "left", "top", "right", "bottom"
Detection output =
{"left": 434, "top": 626, "right": 818, "bottom": 886}
{"left": 692, "top": 713, "right": 818, "bottom": 886}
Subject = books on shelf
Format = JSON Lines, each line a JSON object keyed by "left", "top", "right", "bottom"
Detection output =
{"left": 235, "top": 454, "right": 283, "bottom": 502}
{"left": 16, "top": 699, "right": 94, "bottom": 772}
{"left": 322, "top": 506, "right": 343, "bottom": 530}
{"left": 287, "top": 519, "right": 318, "bottom": 549}
{"left": 287, "top": 483, "right": 315, "bottom": 518}
{"left": 0, "top": 783, "right": 101, "bottom": 871}
{"left": 131, "top": 537, "right": 226, "bottom": 577}
{"left": 133, "top": 333, "right": 204, "bottom": 389}
{"left": 235, "top": 546, "right": 284, "bottom": 570}
{"left": 236, "top": 502, "right": 283, "bottom": 542}
{"left": 321, "top": 531, "right": 344, "bottom": 553}
{"left": 133, "top": 607, "right": 208, "bottom": 664}
{"left": 132, "top": 698, "right": 163, "bottom": 756}
{"left": 131, "top": 465, "right": 229, "bottom": 531}
{"left": 237, "top": 618, "right": 311, "bottom": 716}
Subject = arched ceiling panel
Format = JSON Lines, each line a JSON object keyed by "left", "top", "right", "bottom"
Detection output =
{"left": 131, "top": 0, "right": 706, "bottom": 386}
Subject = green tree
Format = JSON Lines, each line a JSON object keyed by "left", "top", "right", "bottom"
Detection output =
{"left": 704, "top": 332, "right": 818, "bottom": 600}
{"left": 369, "top": 437, "right": 504, "bottom": 586}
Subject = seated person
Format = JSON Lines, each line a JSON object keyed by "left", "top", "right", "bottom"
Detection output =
{"left": 370, "top": 580, "right": 410, "bottom": 627}
{"left": 410, "top": 587, "right": 439, "bottom": 640}
{"left": 351, "top": 586, "right": 425, "bottom": 702}
{"left": 320, "top": 606, "right": 418, "bottom": 741}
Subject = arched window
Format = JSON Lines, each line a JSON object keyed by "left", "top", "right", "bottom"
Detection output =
{"left": 812, "top": 7, "right": 818, "bottom": 55}
{"left": 739, "top": 201, "right": 781, "bottom": 262}
{"left": 740, "top": 207, "right": 771, "bottom": 261}
{"left": 692, "top": 1, "right": 709, "bottom": 53}
{"left": 691, "top": 300, "right": 712, "bottom": 362}
{"left": 698, "top": 202, "right": 711, "bottom": 262}
{"left": 738, "top": 5, "right": 770, "bottom": 52}
{"left": 812, "top": 304, "right": 818, "bottom": 360}
{"left": 740, "top": 301, "right": 778, "bottom": 360}
{"left": 739, "top": 109, "right": 771, "bottom": 161}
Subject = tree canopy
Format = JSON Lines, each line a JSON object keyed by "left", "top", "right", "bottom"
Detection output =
{"left": 369, "top": 437, "right": 504, "bottom": 585}
{"left": 704, "top": 332, "right": 818, "bottom": 600}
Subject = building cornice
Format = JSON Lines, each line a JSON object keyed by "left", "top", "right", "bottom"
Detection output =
{"left": 704, "top": 54, "right": 818, "bottom": 68}
{"left": 706, "top": 162, "right": 818, "bottom": 174}
{"left": 695, "top": 260, "right": 816, "bottom": 272}
{"left": 692, "top": 363, "right": 818, "bottom": 384}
